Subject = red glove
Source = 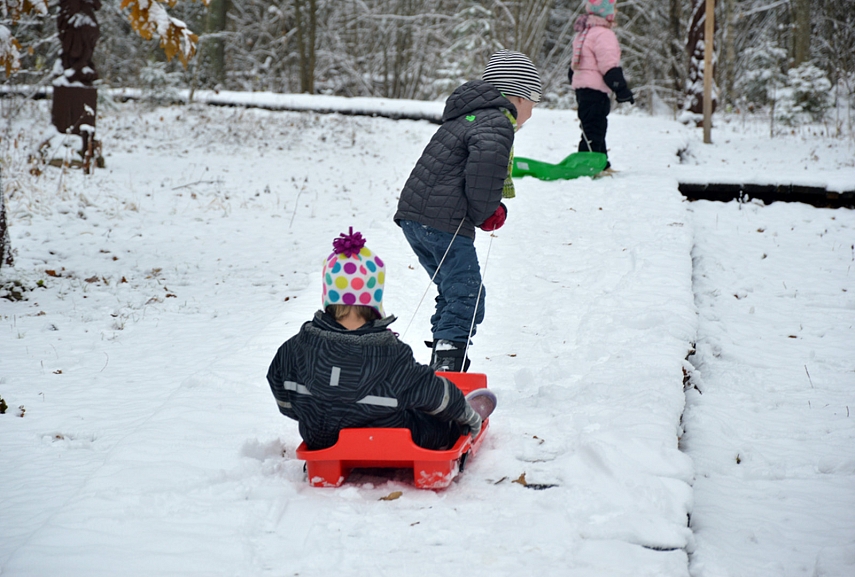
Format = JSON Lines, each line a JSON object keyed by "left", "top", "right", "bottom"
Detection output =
{"left": 479, "top": 203, "right": 507, "bottom": 231}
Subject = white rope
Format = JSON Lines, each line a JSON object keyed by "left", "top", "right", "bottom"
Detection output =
{"left": 580, "top": 121, "right": 593, "bottom": 152}
{"left": 464, "top": 231, "right": 495, "bottom": 364}
{"left": 400, "top": 218, "right": 466, "bottom": 340}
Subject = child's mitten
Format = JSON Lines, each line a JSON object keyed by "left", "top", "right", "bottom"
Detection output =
{"left": 615, "top": 87, "right": 635, "bottom": 104}
{"left": 456, "top": 402, "right": 483, "bottom": 438}
{"left": 604, "top": 67, "right": 635, "bottom": 104}
{"left": 480, "top": 203, "right": 508, "bottom": 231}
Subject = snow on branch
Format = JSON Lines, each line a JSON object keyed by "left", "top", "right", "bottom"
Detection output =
{"left": 738, "top": 0, "right": 789, "bottom": 19}
{"left": 1, "top": 0, "right": 49, "bottom": 75}
{"left": 0, "top": 25, "right": 22, "bottom": 75}
{"left": 120, "top": 0, "right": 209, "bottom": 67}
{"left": 2, "top": 0, "right": 49, "bottom": 22}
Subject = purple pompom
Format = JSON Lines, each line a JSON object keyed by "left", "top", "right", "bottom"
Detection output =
{"left": 332, "top": 227, "right": 366, "bottom": 257}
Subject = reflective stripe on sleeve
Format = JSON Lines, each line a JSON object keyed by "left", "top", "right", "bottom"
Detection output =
{"left": 284, "top": 381, "right": 312, "bottom": 395}
{"left": 283, "top": 380, "right": 396, "bottom": 408}
{"left": 356, "top": 395, "right": 398, "bottom": 408}
{"left": 427, "top": 377, "right": 451, "bottom": 415}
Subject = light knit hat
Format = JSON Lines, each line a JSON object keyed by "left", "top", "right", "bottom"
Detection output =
{"left": 322, "top": 228, "right": 385, "bottom": 317}
{"left": 586, "top": 0, "right": 616, "bottom": 19}
{"left": 482, "top": 50, "right": 543, "bottom": 103}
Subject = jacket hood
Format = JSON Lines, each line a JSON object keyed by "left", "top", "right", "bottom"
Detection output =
{"left": 442, "top": 80, "right": 517, "bottom": 122}
{"left": 312, "top": 310, "right": 397, "bottom": 334}
{"left": 297, "top": 311, "right": 401, "bottom": 404}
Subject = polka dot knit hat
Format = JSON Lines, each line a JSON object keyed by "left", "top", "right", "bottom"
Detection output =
{"left": 322, "top": 227, "right": 385, "bottom": 317}
{"left": 586, "top": 0, "right": 616, "bottom": 19}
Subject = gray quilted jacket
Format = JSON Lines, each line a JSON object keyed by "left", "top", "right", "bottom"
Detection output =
{"left": 267, "top": 311, "right": 467, "bottom": 450}
{"left": 394, "top": 80, "right": 516, "bottom": 239}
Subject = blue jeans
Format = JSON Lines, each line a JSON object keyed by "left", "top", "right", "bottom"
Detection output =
{"left": 400, "top": 220, "right": 485, "bottom": 342}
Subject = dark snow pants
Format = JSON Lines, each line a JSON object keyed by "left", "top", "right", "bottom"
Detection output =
{"left": 303, "top": 410, "right": 465, "bottom": 451}
{"left": 575, "top": 87, "right": 611, "bottom": 163}
{"left": 399, "top": 220, "right": 485, "bottom": 343}
{"left": 367, "top": 409, "right": 466, "bottom": 450}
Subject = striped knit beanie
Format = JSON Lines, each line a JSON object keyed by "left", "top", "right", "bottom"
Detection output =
{"left": 586, "top": 0, "right": 616, "bottom": 19}
{"left": 322, "top": 228, "right": 385, "bottom": 317}
{"left": 482, "top": 50, "right": 543, "bottom": 103}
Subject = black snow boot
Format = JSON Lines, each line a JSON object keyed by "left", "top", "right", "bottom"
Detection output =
{"left": 430, "top": 339, "right": 471, "bottom": 373}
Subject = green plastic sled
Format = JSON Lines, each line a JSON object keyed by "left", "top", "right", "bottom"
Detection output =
{"left": 512, "top": 151, "right": 608, "bottom": 181}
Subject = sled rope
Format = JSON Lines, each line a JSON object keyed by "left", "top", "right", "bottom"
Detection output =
{"left": 580, "top": 121, "right": 593, "bottom": 153}
{"left": 463, "top": 231, "right": 494, "bottom": 364}
{"left": 400, "top": 217, "right": 466, "bottom": 340}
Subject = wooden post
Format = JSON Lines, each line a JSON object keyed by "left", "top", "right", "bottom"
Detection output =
{"left": 52, "top": 0, "right": 102, "bottom": 170}
{"left": 51, "top": 85, "right": 97, "bottom": 138}
{"left": 702, "top": 0, "right": 715, "bottom": 143}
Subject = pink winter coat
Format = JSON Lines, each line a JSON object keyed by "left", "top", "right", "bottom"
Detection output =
{"left": 571, "top": 24, "right": 622, "bottom": 94}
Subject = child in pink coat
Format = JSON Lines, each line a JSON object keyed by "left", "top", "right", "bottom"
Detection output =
{"left": 568, "top": 0, "right": 634, "bottom": 170}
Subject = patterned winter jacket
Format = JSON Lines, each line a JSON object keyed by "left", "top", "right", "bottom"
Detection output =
{"left": 267, "top": 311, "right": 467, "bottom": 450}
{"left": 394, "top": 80, "right": 516, "bottom": 239}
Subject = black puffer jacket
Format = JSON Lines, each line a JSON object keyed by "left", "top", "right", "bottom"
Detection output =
{"left": 267, "top": 311, "right": 467, "bottom": 450}
{"left": 395, "top": 80, "right": 516, "bottom": 239}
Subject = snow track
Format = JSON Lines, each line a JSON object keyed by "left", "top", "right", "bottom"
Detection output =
{"left": 683, "top": 200, "right": 855, "bottom": 577}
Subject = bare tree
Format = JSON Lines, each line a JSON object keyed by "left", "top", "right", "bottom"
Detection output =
{"left": 684, "top": 0, "right": 716, "bottom": 119}
{"left": 202, "top": 0, "right": 229, "bottom": 87}
{"left": 792, "top": 0, "right": 810, "bottom": 67}
{"left": 608, "top": 0, "right": 690, "bottom": 112}
{"left": 2, "top": 0, "right": 851, "bottom": 120}
{"left": 294, "top": 0, "right": 316, "bottom": 93}
{"left": 718, "top": 0, "right": 734, "bottom": 109}
{"left": 0, "top": 169, "right": 9, "bottom": 270}
{"left": 321, "top": 0, "right": 457, "bottom": 99}
{"left": 509, "top": 0, "right": 554, "bottom": 59}
{"left": 669, "top": 0, "right": 684, "bottom": 97}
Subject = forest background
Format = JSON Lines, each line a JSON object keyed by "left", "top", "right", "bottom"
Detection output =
{"left": 2, "top": 0, "right": 854, "bottom": 124}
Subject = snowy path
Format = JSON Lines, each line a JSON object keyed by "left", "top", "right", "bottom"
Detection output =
{"left": 684, "top": 200, "right": 855, "bottom": 577}
{"left": 1, "top": 100, "right": 853, "bottom": 576}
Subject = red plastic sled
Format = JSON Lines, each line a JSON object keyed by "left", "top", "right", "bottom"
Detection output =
{"left": 295, "top": 372, "right": 490, "bottom": 489}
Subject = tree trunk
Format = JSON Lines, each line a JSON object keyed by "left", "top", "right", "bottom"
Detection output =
{"left": 0, "top": 169, "right": 9, "bottom": 270}
{"left": 720, "top": 0, "right": 735, "bottom": 109}
{"left": 703, "top": 0, "right": 715, "bottom": 142}
{"left": 793, "top": 0, "right": 811, "bottom": 66}
{"left": 294, "top": 0, "right": 317, "bottom": 93}
{"left": 685, "top": 0, "right": 717, "bottom": 119}
{"left": 669, "top": 0, "right": 684, "bottom": 107}
{"left": 204, "top": 0, "right": 230, "bottom": 87}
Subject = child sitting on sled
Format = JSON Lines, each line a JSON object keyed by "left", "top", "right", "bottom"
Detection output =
{"left": 266, "top": 228, "right": 496, "bottom": 451}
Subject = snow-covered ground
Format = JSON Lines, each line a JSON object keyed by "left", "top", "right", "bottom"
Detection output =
{"left": 1, "top": 96, "right": 853, "bottom": 577}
